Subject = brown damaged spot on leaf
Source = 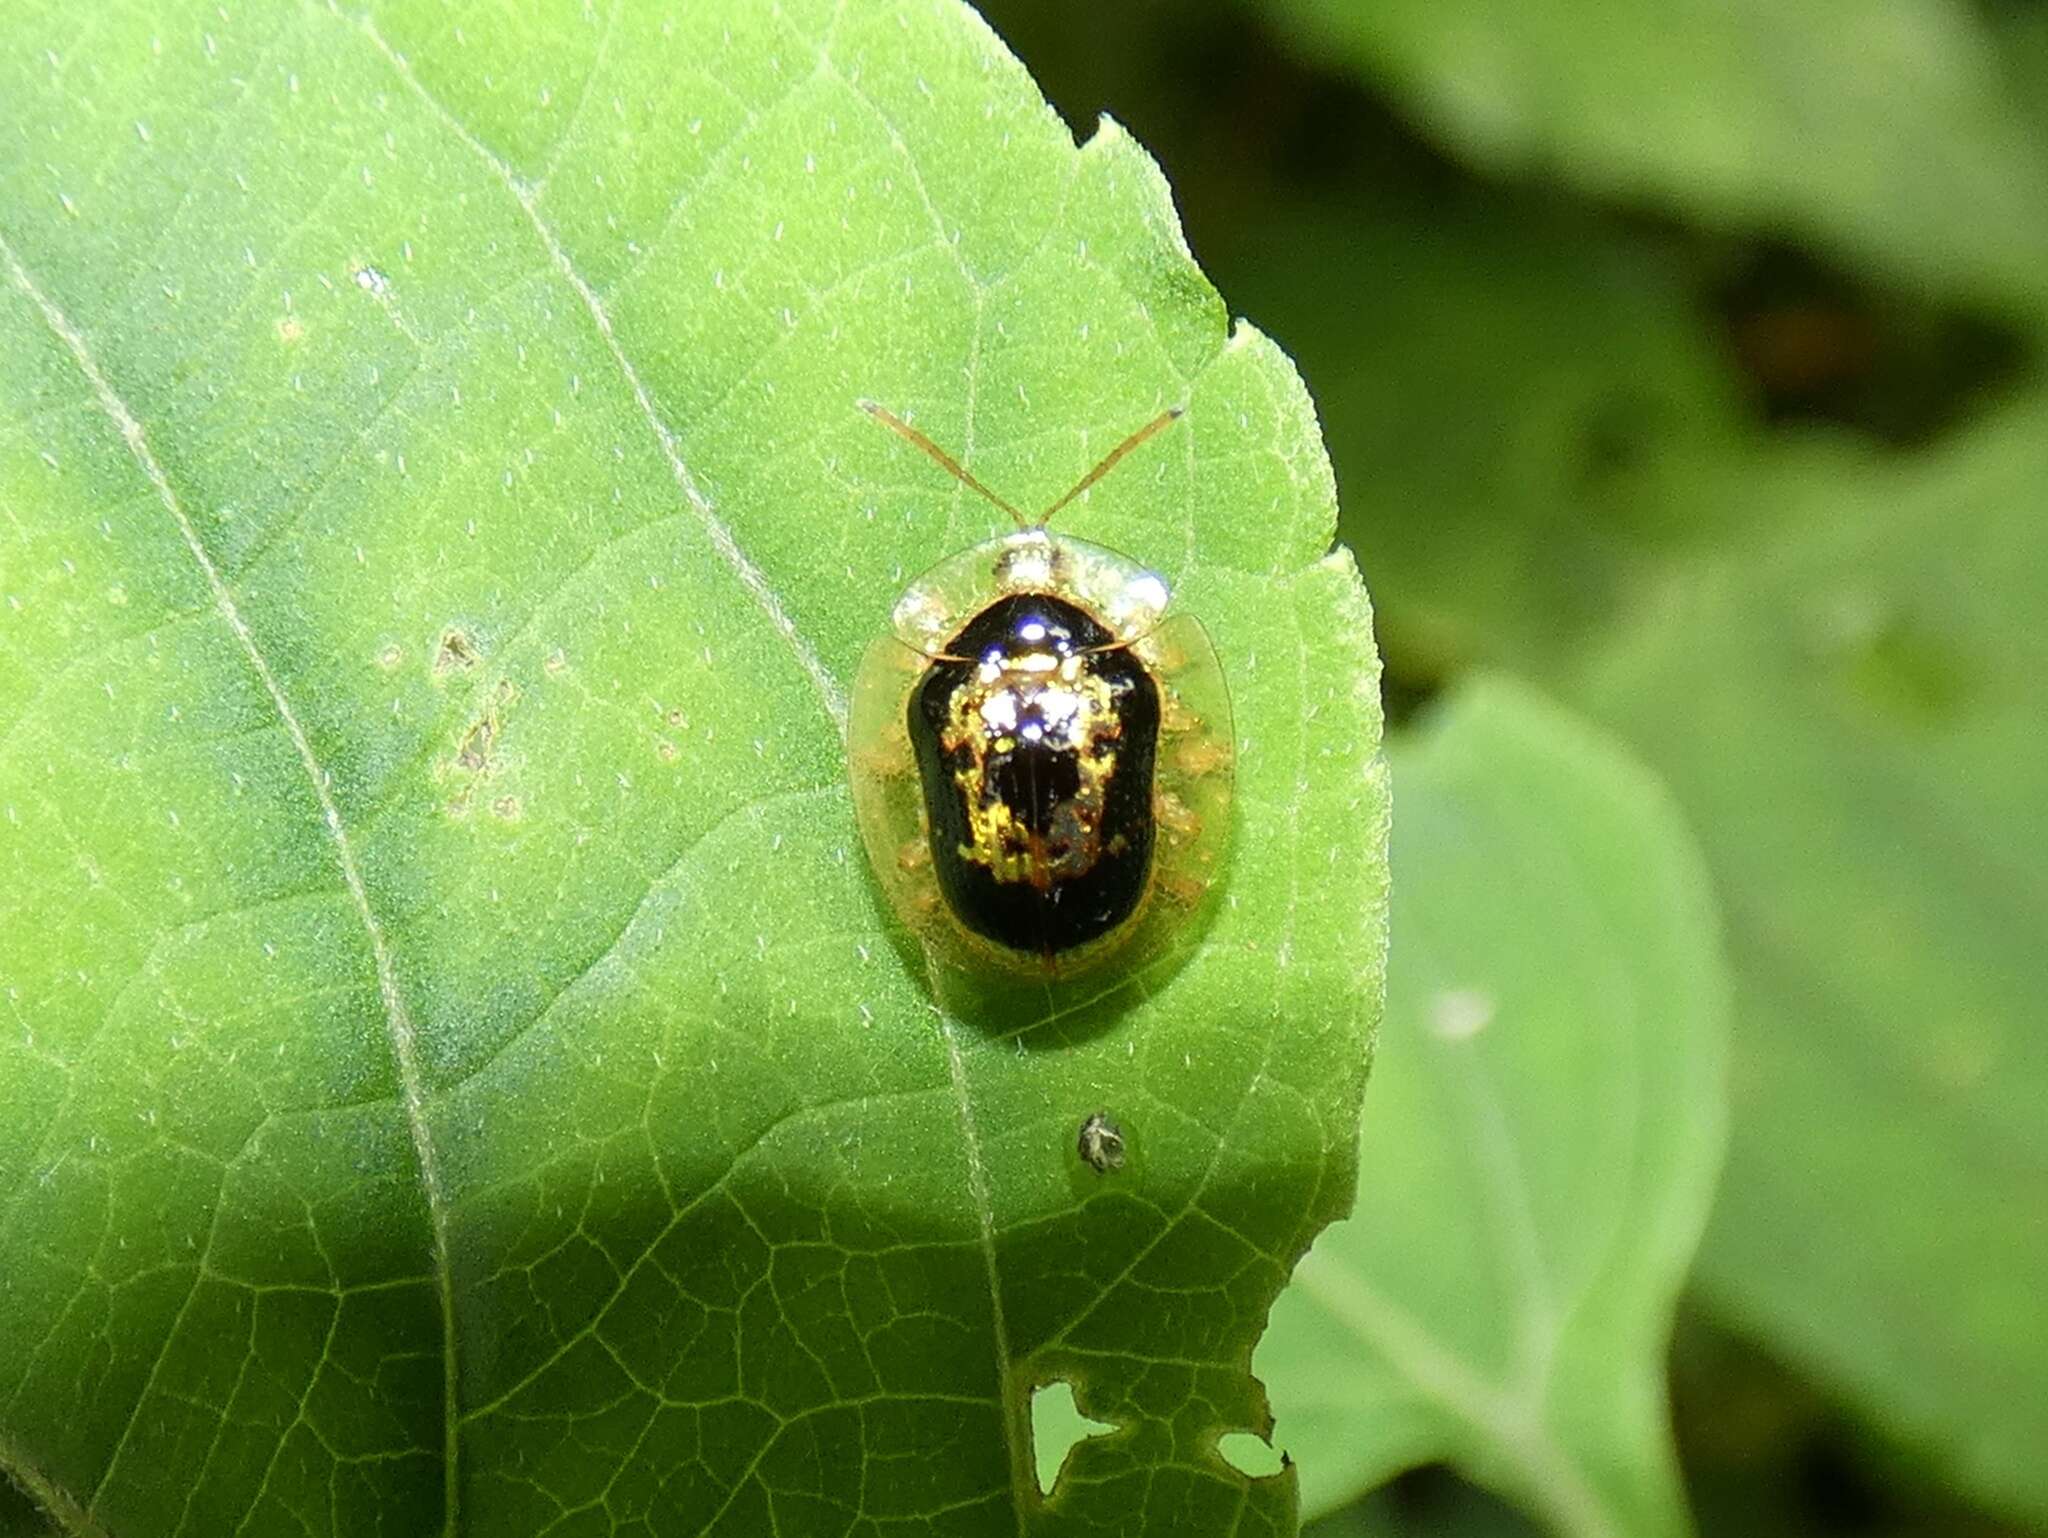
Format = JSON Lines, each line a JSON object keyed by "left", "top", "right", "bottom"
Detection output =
{"left": 653, "top": 702, "right": 687, "bottom": 763}
{"left": 434, "top": 626, "right": 481, "bottom": 677}
{"left": 457, "top": 713, "right": 497, "bottom": 772}
{"left": 443, "top": 678, "right": 522, "bottom": 818}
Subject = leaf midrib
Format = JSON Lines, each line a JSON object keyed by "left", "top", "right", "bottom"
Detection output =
{"left": 0, "top": 228, "right": 462, "bottom": 1535}
{"left": 1291, "top": 1257, "right": 1621, "bottom": 1538}
{"left": 331, "top": 8, "right": 874, "bottom": 1526}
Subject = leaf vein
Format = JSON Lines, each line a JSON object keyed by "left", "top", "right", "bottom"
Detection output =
{"left": 0, "top": 229, "right": 463, "bottom": 1538}
{"left": 1292, "top": 1258, "right": 1623, "bottom": 1538}
{"left": 935, "top": 1007, "right": 1031, "bottom": 1535}
{"left": 346, "top": 5, "right": 848, "bottom": 730}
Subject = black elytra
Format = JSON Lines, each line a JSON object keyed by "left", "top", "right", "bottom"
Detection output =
{"left": 909, "top": 592, "right": 1160, "bottom": 958}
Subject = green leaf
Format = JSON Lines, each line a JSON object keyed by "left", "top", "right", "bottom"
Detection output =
{"left": 1203, "top": 191, "right": 1747, "bottom": 681}
{"left": 1254, "top": 0, "right": 2048, "bottom": 318}
{"left": 0, "top": 1, "right": 1388, "bottom": 1532}
{"left": 1572, "top": 401, "right": 2048, "bottom": 1524}
{"left": 1258, "top": 679, "right": 1728, "bottom": 1536}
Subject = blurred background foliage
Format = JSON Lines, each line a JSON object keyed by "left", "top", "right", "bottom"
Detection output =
{"left": 971, "top": 2, "right": 2047, "bottom": 1535}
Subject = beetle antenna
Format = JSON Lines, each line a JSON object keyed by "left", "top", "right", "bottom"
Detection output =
{"left": 1038, "top": 406, "right": 1184, "bottom": 526}
{"left": 858, "top": 400, "right": 1029, "bottom": 529}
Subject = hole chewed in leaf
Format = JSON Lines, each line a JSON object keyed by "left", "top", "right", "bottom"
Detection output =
{"left": 1217, "top": 1430, "right": 1287, "bottom": 1479}
{"left": 1030, "top": 1379, "right": 1116, "bottom": 1497}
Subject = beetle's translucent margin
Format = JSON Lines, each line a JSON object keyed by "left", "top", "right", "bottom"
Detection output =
{"left": 890, "top": 530, "right": 1172, "bottom": 655}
